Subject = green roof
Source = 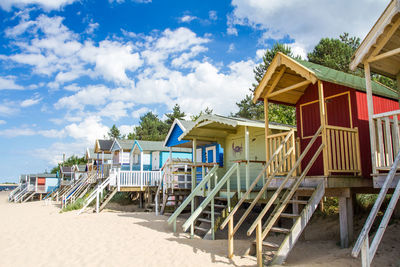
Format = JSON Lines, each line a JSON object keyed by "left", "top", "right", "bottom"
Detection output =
{"left": 295, "top": 59, "right": 398, "bottom": 100}
{"left": 136, "top": 140, "right": 191, "bottom": 153}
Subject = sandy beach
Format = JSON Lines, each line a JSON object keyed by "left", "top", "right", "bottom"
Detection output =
{"left": 0, "top": 192, "right": 398, "bottom": 267}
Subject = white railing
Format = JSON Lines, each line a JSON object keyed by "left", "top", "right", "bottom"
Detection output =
{"left": 35, "top": 185, "right": 46, "bottom": 193}
{"left": 373, "top": 110, "right": 400, "bottom": 171}
{"left": 27, "top": 184, "right": 35, "bottom": 192}
{"left": 117, "top": 170, "right": 162, "bottom": 190}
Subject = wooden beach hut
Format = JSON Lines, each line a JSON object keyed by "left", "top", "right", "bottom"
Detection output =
{"left": 167, "top": 114, "right": 294, "bottom": 240}
{"left": 94, "top": 139, "right": 113, "bottom": 179}
{"left": 233, "top": 51, "right": 400, "bottom": 266}
{"left": 348, "top": 0, "right": 400, "bottom": 265}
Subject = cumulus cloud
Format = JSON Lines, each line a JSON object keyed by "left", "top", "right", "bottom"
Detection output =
{"left": 209, "top": 10, "right": 217, "bottom": 21}
{"left": 64, "top": 116, "right": 109, "bottom": 143}
{"left": 0, "top": 120, "right": 6, "bottom": 125}
{"left": 0, "top": 76, "right": 24, "bottom": 90}
{"left": 119, "top": 124, "right": 135, "bottom": 136}
{"left": 20, "top": 95, "right": 42, "bottom": 107}
{"left": 0, "top": 0, "right": 77, "bottom": 11}
{"left": 179, "top": 15, "right": 197, "bottom": 23}
{"left": 229, "top": 0, "right": 388, "bottom": 52}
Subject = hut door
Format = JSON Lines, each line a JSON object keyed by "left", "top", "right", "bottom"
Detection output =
{"left": 325, "top": 92, "right": 352, "bottom": 128}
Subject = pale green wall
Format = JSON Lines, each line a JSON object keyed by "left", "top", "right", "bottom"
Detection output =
{"left": 217, "top": 126, "right": 285, "bottom": 190}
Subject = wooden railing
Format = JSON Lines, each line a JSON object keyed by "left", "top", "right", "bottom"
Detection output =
{"left": 167, "top": 165, "right": 219, "bottom": 234}
{"left": 373, "top": 110, "right": 400, "bottom": 171}
{"left": 266, "top": 130, "right": 298, "bottom": 175}
{"left": 118, "top": 170, "right": 162, "bottom": 190}
{"left": 325, "top": 125, "right": 361, "bottom": 175}
{"left": 220, "top": 129, "right": 297, "bottom": 258}
{"left": 352, "top": 151, "right": 400, "bottom": 266}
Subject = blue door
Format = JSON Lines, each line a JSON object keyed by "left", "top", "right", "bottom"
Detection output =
{"left": 207, "top": 149, "right": 214, "bottom": 163}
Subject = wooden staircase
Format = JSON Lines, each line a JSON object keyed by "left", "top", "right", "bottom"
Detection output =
{"left": 96, "top": 188, "right": 118, "bottom": 212}
{"left": 352, "top": 151, "right": 400, "bottom": 266}
{"left": 250, "top": 183, "right": 325, "bottom": 265}
{"left": 22, "top": 191, "right": 36, "bottom": 203}
{"left": 193, "top": 195, "right": 238, "bottom": 239}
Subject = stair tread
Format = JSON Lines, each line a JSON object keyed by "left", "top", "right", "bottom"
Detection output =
{"left": 197, "top": 218, "right": 211, "bottom": 223}
{"left": 194, "top": 226, "right": 210, "bottom": 232}
{"left": 280, "top": 213, "right": 300, "bottom": 218}
{"left": 203, "top": 210, "right": 221, "bottom": 215}
{"left": 213, "top": 204, "right": 226, "bottom": 208}
{"left": 288, "top": 199, "right": 308, "bottom": 205}
{"left": 252, "top": 240, "right": 280, "bottom": 249}
{"left": 297, "top": 187, "right": 315, "bottom": 191}
{"left": 270, "top": 227, "right": 290, "bottom": 234}
{"left": 214, "top": 196, "right": 227, "bottom": 201}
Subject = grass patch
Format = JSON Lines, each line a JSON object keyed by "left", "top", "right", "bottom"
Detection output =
{"left": 61, "top": 198, "right": 84, "bottom": 213}
{"left": 110, "top": 192, "right": 135, "bottom": 205}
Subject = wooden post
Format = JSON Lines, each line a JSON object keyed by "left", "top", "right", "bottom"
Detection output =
{"left": 245, "top": 126, "right": 250, "bottom": 191}
{"left": 96, "top": 191, "right": 99, "bottom": 213}
{"left": 347, "top": 194, "right": 354, "bottom": 243}
{"left": 264, "top": 97, "right": 269, "bottom": 175}
{"left": 339, "top": 196, "right": 349, "bottom": 248}
{"left": 228, "top": 218, "right": 234, "bottom": 258}
{"left": 396, "top": 72, "right": 400, "bottom": 106}
{"left": 364, "top": 63, "right": 377, "bottom": 174}
{"left": 318, "top": 80, "right": 329, "bottom": 176}
{"left": 191, "top": 138, "right": 197, "bottom": 239}
{"left": 361, "top": 236, "right": 371, "bottom": 267}
{"left": 140, "top": 151, "right": 144, "bottom": 190}
{"left": 256, "top": 222, "right": 263, "bottom": 267}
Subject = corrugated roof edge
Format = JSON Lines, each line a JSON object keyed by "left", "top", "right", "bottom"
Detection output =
{"left": 294, "top": 58, "right": 398, "bottom": 100}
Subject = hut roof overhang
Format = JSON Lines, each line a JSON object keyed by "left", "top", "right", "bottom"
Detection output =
{"left": 254, "top": 52, "right": 398, "bottom": 105}
{"left": 178, "top": 114, "right": 294, "bottom": 144}
{"left": 350, "top": 0, "right": 400, "bottom": 78}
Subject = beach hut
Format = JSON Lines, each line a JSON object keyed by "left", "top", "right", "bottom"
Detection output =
{"left": 94, "top": 139, "right": 113, "bottom": 178}
{"left": 19, "top": 173, "right": 59, "bottom": 202}
{"left": 233, "top": 51, "right": 400, "bottom": 265}
{"left": 348, "top": 1, "right": 400, "bottom": 265}
{"left": 110, "top": 139, "right": 135, "bottom": 170}
{"left": 167, "top": 114, "right": 294, "bottom": 240}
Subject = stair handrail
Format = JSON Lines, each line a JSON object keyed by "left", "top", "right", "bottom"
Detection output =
{"left": 8, "top": 185, "right": 21, "bottom": 201}
{"left": 69, "top": 172, "right": 97, "bottom": 203}
{"left": 247, "top": 125, "right": 323, "bottom": 236}
{"left": 14, "top": 185, "right": 27, "bottom": 202}
{"left": 62, "top": 173, "right": 92, "bottom": 206}
{"left": 259, "top": 143, "right": 324, "bottom": 240}
{"left": 181, "top": 163, "right": 239, "bottom": 232}
{"left": 352, "top": 150, "right": 400, "bottom": 265}
{"left": 42, "top": 186, "right": 59, "bottom": 200}
{"left": 220, "top": 129, "right": 296, "bottom": 233}
{"left": 77, "top": 176, "right": 111, "bottom": 215}
{"left": 167, "top": 165, "right": 219, "bottom": 226}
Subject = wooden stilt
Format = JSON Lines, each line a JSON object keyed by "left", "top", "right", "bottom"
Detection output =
{"left": 228, "top": 218, "right": 234, "bottom": 259}
{"left": 256, "top": 222, "right": 263, "bottom": 267}
{"left": 339, "top": 196, "right": 349, "bottom": 248}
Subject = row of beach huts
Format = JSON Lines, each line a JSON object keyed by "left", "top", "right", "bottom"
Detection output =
{"left": 7, "top": 2, "right": 400, "bottom": 266}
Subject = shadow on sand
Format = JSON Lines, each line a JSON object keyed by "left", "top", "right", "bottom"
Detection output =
{"left": 117, "top": 211, "right": 256, "bottom": 267}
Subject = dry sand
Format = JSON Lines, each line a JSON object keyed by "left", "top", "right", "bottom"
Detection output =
{"left": 0, "top": 191, "right": 398, "bottom": 267}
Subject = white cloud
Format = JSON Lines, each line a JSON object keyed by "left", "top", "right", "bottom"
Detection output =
{"left": 33, "top": 141, "right": 87, "bottom": 166}
{"left": 20, "top": 95, "right": 42, "bottom": 107}
{"left": 179, "top": 15, "right": 197, "bottom": 23}
{"left": 0, "top": 120, "right": 6, "bottom": 125}
{"left": 0, "top": 126, "right": 63, "bottom": 138}
{"left": 85, "top": 22, "right": 99, "bottom": 35}
{"left": 209, "top": 10, "right": 217, "bottom": 21}
{"left": 228, "top": 43, "right": 235, "bottom": 53}
{"left": 119, "top": 124, "right": 135, "bottom": 136}
{"left": 0, "top": 101, "right": 19, "bottom": 116}
{"left": 98, "top": 101, "right": 134, "bottom": 121}
{"left": 230, "top": 0, "right": 388, "bottom": 52}
{"left": 56, "top": 85, "right": 110, "bottom": 110}
{"left": 132, "top": 107, "right": 150, "bottom": 118}
{"left": 109, "top": 0, "right": 151, "bottom": 3}
{"left": 0, "top": 76, "right": 24, "bottom": 90}
{"left": 0, "top": 0, "right": 77, "bottom": 11}
{"left": 64, "top": 116, "right": 109, "bottom": 143}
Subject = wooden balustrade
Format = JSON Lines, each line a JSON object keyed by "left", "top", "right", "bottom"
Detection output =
{"left": 118, "top": 170, "right": 162, "bottom": 187}
{"left": 373, "top": 110, "right": 400, "bottom": 171}
{"left": 266, "top": 130, "right": 298, "bottom": 176}
{"left": 325, "top": 125, "right": 361, "bottom": 175}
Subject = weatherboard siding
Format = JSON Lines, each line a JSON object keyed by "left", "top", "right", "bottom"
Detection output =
{"left": 165, "top": 123, "right": 190, "bottom": 147}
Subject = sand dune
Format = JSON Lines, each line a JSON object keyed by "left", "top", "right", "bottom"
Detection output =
{"left": 0, "top": 192, "right": 398, "bottom": 267}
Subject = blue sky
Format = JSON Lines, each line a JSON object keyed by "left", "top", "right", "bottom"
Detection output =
{"left": 0, "top": 0, "right": 388, "bottom": 182}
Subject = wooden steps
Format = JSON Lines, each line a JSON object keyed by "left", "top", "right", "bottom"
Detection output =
{"left": 96, "top": 188, "right": 117, "bottom": 212}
